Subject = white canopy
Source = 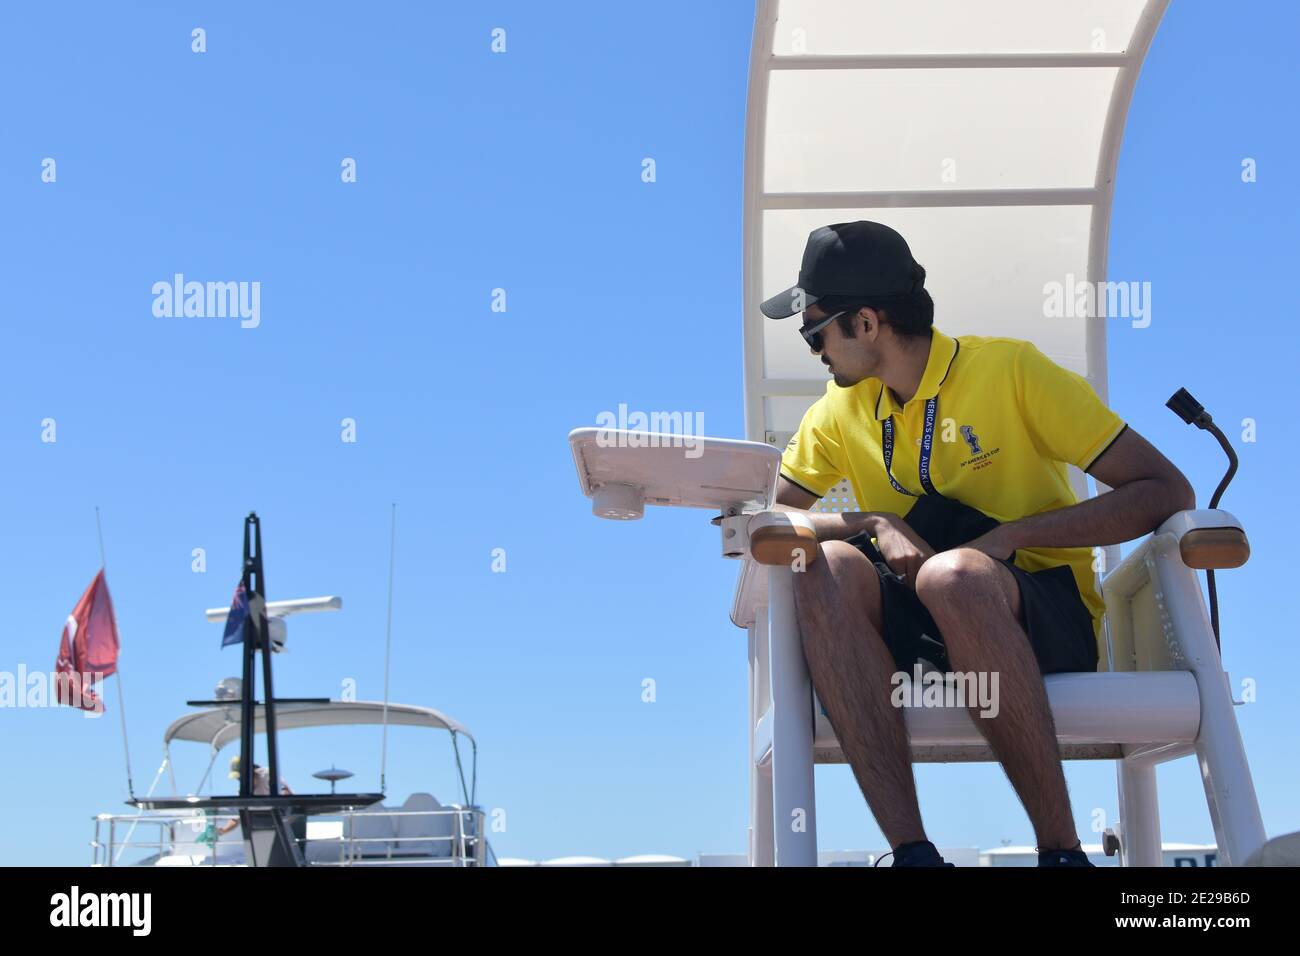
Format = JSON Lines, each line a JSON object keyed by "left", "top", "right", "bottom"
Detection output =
{"left": 742, "top": 0, "right": 1170, "bottom": 506}
{"left": 163, "top": 700, "right": 474, "bottom": 752}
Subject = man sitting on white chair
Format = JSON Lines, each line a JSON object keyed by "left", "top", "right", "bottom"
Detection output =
{"left": 760, "top": 221, "right": 1195, "bottom": 867}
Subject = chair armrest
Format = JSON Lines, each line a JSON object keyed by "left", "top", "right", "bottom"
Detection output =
{"left": 1102, "top": 509, "right": 1245, "bottom": 672}
{"left": 730, "top": 512, "right": 820, "bottom": 628}
{"left": 1106, "top": 508, "right": 1247, "bottom": 604}
{"left": 1156, "top": 509, "right": 1249, "bottom": 569}
{"left": 746, "top": 511, "right": 820, "bottom": 567}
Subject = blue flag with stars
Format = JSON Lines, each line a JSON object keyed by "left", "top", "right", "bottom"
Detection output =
{"left": 222, "top": 582, "right": 248, "bottom": 648}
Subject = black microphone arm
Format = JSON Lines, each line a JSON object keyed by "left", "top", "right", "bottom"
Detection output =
{"left": 1165, "top": 387, "right": 1240, "bottom": 648}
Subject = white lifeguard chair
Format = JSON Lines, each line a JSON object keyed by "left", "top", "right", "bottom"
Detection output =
{"left": 733, "top": 0, "right": 1266, "bottom": 866}
{"left": 570, "top": 0, "right": 1270, "bottom": 867}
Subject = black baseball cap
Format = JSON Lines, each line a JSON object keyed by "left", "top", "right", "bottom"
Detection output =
{"left": 759, "top": 221, "right": 922, "bottom": 320}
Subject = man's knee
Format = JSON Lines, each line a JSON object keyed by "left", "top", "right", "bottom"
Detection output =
{"left": 914, "top": 547, "right": 1020, "bottom": 623}
{"left": 793, "top": 539, "right": 883, "bottom": 637}
{"left": 796, "top": 540, "right": 876, "bottom": 596}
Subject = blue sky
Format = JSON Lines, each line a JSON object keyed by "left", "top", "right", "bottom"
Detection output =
{"left": 1, "top": 1, "right": 1296, "bottom": 866}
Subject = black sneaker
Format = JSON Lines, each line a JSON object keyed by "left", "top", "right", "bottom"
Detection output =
{"left": 887, "top": 840, "right": 956, "bottom": 867}
{"left": 1038, "top": 846, "right": 1095, "bottom": 867}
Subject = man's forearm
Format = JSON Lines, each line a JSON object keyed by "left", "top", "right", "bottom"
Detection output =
{"left": 1001, "top": 477, "right": 1193, "bottom": 551}
{"left": 770, "top": 503, "right": 887, "bottom": 541}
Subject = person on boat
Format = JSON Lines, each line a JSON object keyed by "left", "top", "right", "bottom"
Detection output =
{"left": 761, "top": 220, "right": 1195, "bottom": 868}
{"left": 214, "top": 755, "right": 294, "bottom": 838}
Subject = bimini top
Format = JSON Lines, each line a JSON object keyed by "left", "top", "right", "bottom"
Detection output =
{"left": 742, "top": 0, "right": 1171, "bottom": 498}
{"left": 163, "top": 700, "right": 474, "bottom": 752}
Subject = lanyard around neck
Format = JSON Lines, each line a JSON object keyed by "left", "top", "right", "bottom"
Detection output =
{"left": 881, "top": 395, "right": 942, "bottom": 498}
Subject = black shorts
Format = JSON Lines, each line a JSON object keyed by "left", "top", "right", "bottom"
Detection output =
{"left": 844, "top": 496, "right": 1100, "bottom": 676}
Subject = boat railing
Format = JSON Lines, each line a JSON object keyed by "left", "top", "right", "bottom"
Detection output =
{"left": 92, "top": 805, "right": 491, "bottom": 867}
{"left": 310, "top": 806, "right": 490, "bottom": 867}
{"left": 92, "top": 809, "right": 236, "bottom": 867}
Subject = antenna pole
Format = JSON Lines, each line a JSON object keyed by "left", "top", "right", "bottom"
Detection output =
{"left": 380, "top": 503, "right": 396, "bottom": 794}
{"left": 94, "top": 506, "right": 107, "bottom": 567}
{"left": 96, "top": 506, "right": 136, "bottom": 800}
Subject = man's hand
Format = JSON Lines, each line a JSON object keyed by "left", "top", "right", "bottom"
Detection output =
{"left": 775, "top": 478, "right": 936, "bottom": 585}
{"left": 959, "top": 524, "right": 1017, "bottom": 562}
{"left": 872, "top": 513, "right": 935, "bottom": 588}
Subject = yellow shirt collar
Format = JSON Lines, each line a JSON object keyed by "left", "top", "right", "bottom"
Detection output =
{"left": 872, "top": 327, "right": 959, "bottom": 421}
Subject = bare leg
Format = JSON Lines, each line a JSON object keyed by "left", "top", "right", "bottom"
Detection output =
{"left": 793, "top": 541, "right": 927, "bottom": 849}
{"left": 914, "top": 548, "right": 1080, "bottom": 850}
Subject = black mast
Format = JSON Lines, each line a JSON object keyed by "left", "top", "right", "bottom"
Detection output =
{"left": 129, "top": 511, "right": 385, "bottom": 865}
{"left": 237, "top": 512, "right": 280, "bottom": 798}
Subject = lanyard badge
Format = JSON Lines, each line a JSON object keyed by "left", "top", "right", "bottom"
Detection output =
{"left": 882, "top": 395, "right": 942, "bottom": 498}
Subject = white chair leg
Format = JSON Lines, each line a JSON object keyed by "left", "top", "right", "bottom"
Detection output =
{"left": 751, "top": 765, "right": 775, "bottom": 866}
{"left": 749, "top": 622, "right": 774, "bottom": 866}
{"left": 767, "top": 568, "right": 818, "bottom": 866}
{"left": 1150, "top": 544, "right": 1267, "bottom": 865}
{"left": 1194, "top": 668, "right": 1268, "bottom": 866}
{"left": 1117, "top": 759, "right": 1162, "bottom": 866}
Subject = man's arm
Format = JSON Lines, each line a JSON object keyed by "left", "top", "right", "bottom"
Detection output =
{"left": 774, "top": 476, "right": 883, "bottom": 540}
{"left": 994, "top": 427, "right": 1196, "bottom": 553}
{"left": 773, "top": 477, "right": 937, "bottom": 585}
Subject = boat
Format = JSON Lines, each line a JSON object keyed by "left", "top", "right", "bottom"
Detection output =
{"left": 90, "top": 513, "right": 494, "bottom": 867}
{"left": 91, "top": 697, "right": 491, "bottom": 867}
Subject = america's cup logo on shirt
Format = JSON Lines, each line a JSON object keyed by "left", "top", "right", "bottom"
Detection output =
{"left": 960, "top": 425, "right": 983, "bottom": 456}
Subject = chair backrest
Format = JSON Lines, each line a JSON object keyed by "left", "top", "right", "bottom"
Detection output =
{"left": 743, "top": 1, "right": 1171, "bottom": 452}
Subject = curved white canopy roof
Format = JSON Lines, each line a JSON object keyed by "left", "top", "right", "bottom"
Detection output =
{"left": 742, "top": 0, "right": 1169, "bottom": 505}
{"left": 163, "top": 700, "right": 473, "bottom": 751}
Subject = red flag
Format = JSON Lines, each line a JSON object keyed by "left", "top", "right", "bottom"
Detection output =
{"left": 54, "top": 569, "right": 120, "bottom": 712}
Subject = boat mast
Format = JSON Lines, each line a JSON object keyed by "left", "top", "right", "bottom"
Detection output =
{"left": 237, "top": 512, "right": 280, "bottom": 798}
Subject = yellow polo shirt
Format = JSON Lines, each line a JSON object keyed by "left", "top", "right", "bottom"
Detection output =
{"left": 780, "top": 326, "right": 1127, "bottom": 665}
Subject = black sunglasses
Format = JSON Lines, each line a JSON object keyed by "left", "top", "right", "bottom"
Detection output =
{"left": 798, "top": 310, "right": 848, "bottom": 352}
